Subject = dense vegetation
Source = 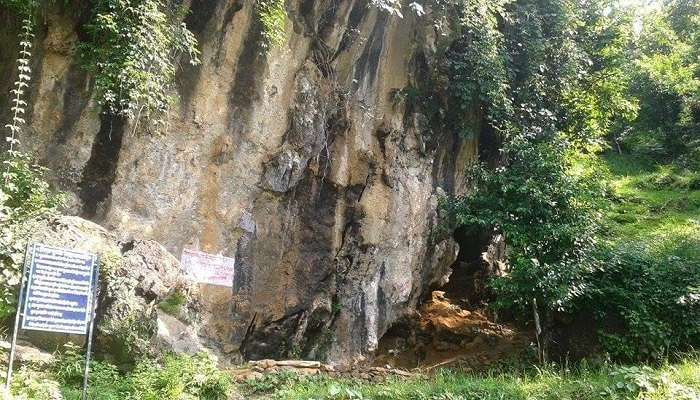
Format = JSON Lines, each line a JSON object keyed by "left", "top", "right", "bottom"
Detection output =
{"left": 438, "top": 0, "right": 699, "bottom": 362}
{"left": 0, "top": 0, "right": 201, "bottom": 126}
{"left": 7, "top": 345, "right": 231, "bottom": 399}
{"left": 0, "top": 0, "right": 698, "bottom": 398}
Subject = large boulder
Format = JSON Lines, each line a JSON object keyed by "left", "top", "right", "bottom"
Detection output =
{"left": 96, "top": 239, "right": 203, "bottom": 363}
{"left": 16, "top": 216, "right": 203, "bottom": 362}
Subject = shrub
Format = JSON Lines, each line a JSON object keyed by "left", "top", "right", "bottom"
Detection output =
{"left": 584, "top": 241, "right": 700, "bottom": 362}
{"left": 442, "top": 142, "right": 604, "bottom": 314}
{"left": 53, "top": 348, "right": 231, "bottom": 400}
{"left": 0, "top": 154, "right": 62, "bottom": 320}
{"left": 10, "top": 365, "right": 63, "bottom": 400}
{"left": 122, "top": 354, "right": 231, "bottom": 400}
{"left": 157, "top": 291, "right": 186, "bottom": 316}
{"left": 80, "top": 0, "right": 200, "bottom": 124}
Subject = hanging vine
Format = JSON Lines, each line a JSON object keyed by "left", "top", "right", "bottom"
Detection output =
{"left": 79, "top": 0, "right": 201, "bottom": 128}
{"left": 3, "top": 15, "right": 34, "bottom": 182}
{"left": 0, "top": 3, "right": 61, "bottom": 321}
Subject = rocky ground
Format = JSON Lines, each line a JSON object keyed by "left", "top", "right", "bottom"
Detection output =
{"left": 229, "top": 290, "right": 531, "bottom": 387}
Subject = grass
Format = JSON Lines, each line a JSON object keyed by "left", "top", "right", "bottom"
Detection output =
{"left": 602, "top": 152, "right": 700, "bottom": 255}
{"left": 240, "top": 356, "right": 700, "bottom": 399}
{"left": 4, "top": 344, "right": 700, "bottom": 400}
{"left": 157, "top": 291, "right": 187, "bottom": 316}
{"left": 2, "top": 348, "right": 232, "bottom": 400}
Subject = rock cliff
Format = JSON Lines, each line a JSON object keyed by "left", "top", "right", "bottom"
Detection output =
{"left": 0, "top": 0, "right": 479, "bottom": 363}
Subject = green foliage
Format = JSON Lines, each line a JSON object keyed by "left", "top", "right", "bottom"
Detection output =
{"left": 157, "top": 290, "right": 186, "bottom": 316}
{"left": 602, "top": 153, "right": 700, "bottom": 246}
{"left": 440, "top": 0, "right": 606, "bottom": 314}
{"left": 116, "top": 354, "right": 231, "bottom": 400}
{"left": 579, "top": 153, "right": 700, "bottom": 362}
{"left": 600, "top": 364, "right": 700, "bottom": 399}
{"left": 443, "top": 0, "right": 511, "bottom": 138}
{"left": 565, "top": 4, "right": 639, "bottom": 152}
{"left": 79, "top": 0, "right": 200, "bottom": 124}
{"left": 1, "top": 0, "right": 201, "bottom": 125}
{"left": 440, "top": 0, "right": 700, "bottom": 363}
{"left": 49, "top": 346, "right": 232, "bottom": 400}
{"left": 616, "top": 7, "right": 700, "bottom": 160}
{"left": 246, "top": 357, "right": 700, "bottom": 400}
{"left": 256, "top": 0, "right": 287, "bottom": 50}
{"left": 4, "top": 14, "right": 34, "bottom": 160}
{"left": 242, "top": 370, "right": 301, "bottom": 395}
{"left": 442, "top": 145, "right": 604, "bottom": 313}
{"left": 586, "top": 243, "right": 700, "bottom": 362}
{"left": 52, "top": 343, "right": 94, "bottom": 387}
{"left": 0, "top": 0, "right": 38, "bottom": 13}
{"left": 0, "top": 155, "right": 61, "bottom": 320}
{"left": 9, "top": 365, "right": 63, "bottom": 400}
{"left": 1, "top": 154, "right": 61, "bottom": 220}
{"left": 99, "top": 249, "right": 123, "bottom": 278}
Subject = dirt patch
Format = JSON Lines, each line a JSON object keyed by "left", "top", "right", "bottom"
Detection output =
{"left": 374, "top": 291, "right": 532, "bottom": 370}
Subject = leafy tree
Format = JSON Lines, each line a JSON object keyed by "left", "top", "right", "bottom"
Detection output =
{"left": 440, "top": 0, "right": 699, "bottom": 361}
{"left": 608, "top": 4, "right": 700, "bottom": 162}
{"left": 441, "top": 0, "right": 606, "bottom": 315}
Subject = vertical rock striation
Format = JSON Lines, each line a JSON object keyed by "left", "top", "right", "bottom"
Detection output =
{"left": 0, "top": 0, "right": 478, "bottom": 363}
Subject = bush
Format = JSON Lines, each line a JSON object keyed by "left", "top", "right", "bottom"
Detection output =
{"left": 0, "top": 154, "right": 62, "bottom": 320}
{"left": 584, "top": 241, "right": 700, "bottom": 362}
{"left": 442, "top": 141, "right": 604, "bottom": 314}
{"left": 123, "top": 353, "right": 231, "bottom": 400}
{"left": 52, "top": 347, "right": 231, "bottom": 400}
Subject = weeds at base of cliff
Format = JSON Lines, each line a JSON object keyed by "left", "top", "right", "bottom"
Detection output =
{"left": 157, "top": 291, "right": 187, "bottom": 316}
{"left": 3, "top": 345, "right": 231, "bottom": 400}
{"left": 240, "top": 355, "right": 700, "bottom": 400}
{"left": 241, "top": 370, "right": 302, "bottom": 395}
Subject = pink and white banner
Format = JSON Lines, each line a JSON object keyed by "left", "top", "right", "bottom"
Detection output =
{"left": 180, "top": 249, "right": 235, "bottom": 287}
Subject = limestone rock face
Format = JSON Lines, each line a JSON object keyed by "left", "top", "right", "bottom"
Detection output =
{"left": 1, "top": 0, "right": 477, "bottom": 363}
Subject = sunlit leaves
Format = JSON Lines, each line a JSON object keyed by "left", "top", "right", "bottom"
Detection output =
{"left": 257, "top": 0, "right": 287, "bottom": 50}
{"left": 0, "top": 154, "right": 62, "bottom": 319}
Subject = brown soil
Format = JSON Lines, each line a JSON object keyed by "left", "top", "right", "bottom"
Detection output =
{"left": 374, "top": 291, "right": 532, "bottom": 370}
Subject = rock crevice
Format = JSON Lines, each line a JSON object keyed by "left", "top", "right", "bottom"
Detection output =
{"left": 3, "top": 1, "right": 479, "bottom": 364}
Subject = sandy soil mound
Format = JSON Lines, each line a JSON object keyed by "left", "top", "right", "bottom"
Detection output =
{"left": 374, "top": 291, "right": 532, "bottom": 370}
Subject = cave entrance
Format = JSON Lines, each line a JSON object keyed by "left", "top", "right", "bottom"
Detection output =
{"left": 440, "top": 226, "right": 492, "bottom": 310}
{"left": 373, "top": 227, "right": 531, "bottom": 370}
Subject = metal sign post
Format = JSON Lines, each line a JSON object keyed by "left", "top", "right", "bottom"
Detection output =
{"left": 81, "top": 257, "right": 99, "bottom": 400}
{"left": 4, "top": 243, "right": 34, "bottom": 397}
{"left": 3, "top": 243, "right": 98, "bottom": 398}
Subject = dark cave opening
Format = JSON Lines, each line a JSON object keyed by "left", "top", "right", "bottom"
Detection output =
{"left": 373, "top": 227, "right": 514, "bottom": 369}
{"left": 440, "top": 226, "right": 493, "bottom": 310}
{"left": 78, "top": 114, "right": 126, "bottom": 219}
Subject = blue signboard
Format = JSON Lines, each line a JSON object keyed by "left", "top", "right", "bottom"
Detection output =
{"left": 20, "top": 244, "right": 97, "bottom": 335}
